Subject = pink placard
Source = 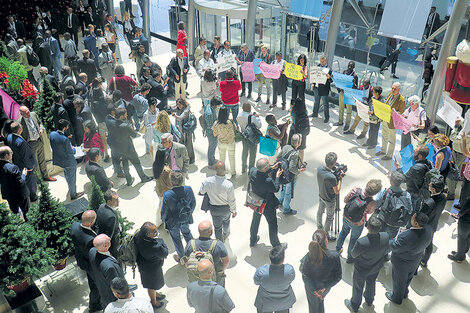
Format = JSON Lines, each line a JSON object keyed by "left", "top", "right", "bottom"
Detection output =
{"left": 1, "top": 88, "right": 20, "bottom": 120}
{"left": 241, "top": 62, "right": 256, "bottom": 82}
{"left": 392, "top": 109, "right": 413, "bottom": 135}
{"left": 259, "top": 62, "right": 281, "bottom": 79}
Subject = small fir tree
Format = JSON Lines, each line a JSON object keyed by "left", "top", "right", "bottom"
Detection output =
{"left": 33, "top": 77, "right": 55, "bottom": 133}
{"left": 27, "top": 174, "right": 74, "bottom": 262}
{"left": 0, "top": 202, "right": 55, "bottom": 296}
{"left": 116, "top": 209, "right": 135, "bottom": 240}
{"left": 89, "top": 176, "right": 105, "bottom": 211}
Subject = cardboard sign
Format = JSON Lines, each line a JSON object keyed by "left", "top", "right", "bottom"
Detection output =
{"left": 344, "top": 88, "right": 368, "bottom": 106}
{"left": 392, "top": 109, "right": 414, "bottom": 134}
{"left": 332, "top": 72, "right": 354, "bottom": 89}
{"left": 310, "top": 66, "right": 327, "bottom": 85}
{"left": 372, "top": 99, "right": 391, "bottom": 123}
{"left": 355, "top": 98, "right": 370, "bottom": 123}
{"left": 437, "top": 96, "right": 462, "bottom": 128}
{"left": 217, "top": 54, "right": 237, "bottom": 73}
{"left": 253, "top": 58, "right": 263, "bottom": 75}
{"left": 241, "top": 62, "right": 256, "bottom": 82}
{"left": 461, "top": 109, "right": 470, "bottom": 135}
{"left": 259, "top": 62, "right": 281, "bottom": 79}
{"left": 284, "top": 62, "right": 304, "bottom": 80}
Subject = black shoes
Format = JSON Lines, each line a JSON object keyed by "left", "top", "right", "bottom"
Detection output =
{"left": 344, "top": 130, "right": 354, "bottom": 135}
{"left": 375, "top": 151, "right": 385, "bottom": 156}
{"left": 324, "top": 118, "right": 329, "bottom": 123}
{"left": 327, "top": 235, "right": 336, "bottom": 241}
{"left": 344, "top": 299, "right": 358, "bottom": 313}
{"left": 448, "top": 253, "right": 464, "bottom": 263}
{"left": 250, "top": 235, "right": 260, "bottom": 247}
{"left": 392, "top": 74, "right": 399, "bottom": 79}
{"left": 357, "top": 133, "right": 366, "bottom": 139}
{"left": 141, "top": 175, "right": 153, "bottom": 183}
{"left": 333, "top": 122, "right": 344, "bottom": 126}
{"left": 126, "top": 177, "right": 135, "bottom": 186}
{"left": 381, "top": 156, "right": 392, "bottom": 160}
{"left": 385, "top": 291, "right": 401, "bottom": 304}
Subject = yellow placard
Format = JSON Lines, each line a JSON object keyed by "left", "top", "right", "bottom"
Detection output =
{"left": 284, "top": 62, "right": 304, "bottom": 80}
{"left": 372, "top": 99, "right": 391, "bottom": 123}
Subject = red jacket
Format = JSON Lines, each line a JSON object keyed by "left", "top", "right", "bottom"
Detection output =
{"left": 83, "top": 132, "right": 104, "bottom": 162}
{"left": 219, "top": 79, "right": 241, "bottom": 105}
{"left": 109, "top": 75, "right": 137, "bottom": 102}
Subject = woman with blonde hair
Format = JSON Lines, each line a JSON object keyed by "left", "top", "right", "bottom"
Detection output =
{"left": 212, "top": 107, "right": 237, "bottom": 178}
{"left": 154, "top": 162, "right": 173, "bottom": 228}
{"left": 432, "top": 133, "right": 452, "bottom": 178}
{"left": 299, "top": 229, "right": 341, "bottom": 313}
{"left": 153, "top": 110, "right": 181, "bottom": 150}
{"left": 116, "top": 12, "right": 136, "bottom": 46}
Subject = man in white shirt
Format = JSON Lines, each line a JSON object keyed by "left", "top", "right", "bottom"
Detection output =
{"left": 194, "top": 37, "right": 207, "bottom": 68}
{"left": 198, "top": 49, "right": 215, "bottom": 77}
{"left": 217, "top": 40, "right": 235, "bottom": 80}
{"left": 199, "top": 161, "right": 236, "bottom": 242}
{"left": 271, "top": 51, "right": 287, "bottom": 109}
{"left": 237, "top": 102, "right": 262, "bottom": 173}
{"left": 104, "top": 277, "right": 153, "bottom": 313}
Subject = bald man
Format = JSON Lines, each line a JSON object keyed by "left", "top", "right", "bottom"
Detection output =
{"left": 89, "top": 234, "right": 125, "bottom": 309}
{"left": 70, "top": 210, "right": 101, "bottom": 311}
{"left": 199, "top": 161, "right": 236, "bottom": 242}
{"left": 187, "top": 260, "right": 235, "bottom": 313}
{"left": 183, "top": 220, "right": 229, "bottom": 286}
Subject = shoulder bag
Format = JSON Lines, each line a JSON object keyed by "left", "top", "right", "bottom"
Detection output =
{"left": 245, "top": 180, "right": 266, "bottom": 214}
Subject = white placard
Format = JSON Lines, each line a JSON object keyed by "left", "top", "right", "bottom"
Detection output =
{"left": 462, "top": 109, "right": 470, "bottom": 135}
{"left": 217, "top": 54, "right": 237, "bottom": 73}
{"left": 437, "top": 96, "right": 463, "bottom": 128}
{"left": 310, "top": 66, "right": 327, "bottom": 85}
{"left": 355, "top": 98, "right": 370, "bottom": 123}
{"left": 73, "top": 146, "right": 86, "bottom": 159}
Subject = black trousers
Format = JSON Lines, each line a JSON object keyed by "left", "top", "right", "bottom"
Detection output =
{"left": 455, "top": 219, "right": 470, "bottom": 260}
{"left": 26, "top": 171, "right": 38, "bottom": 201}
{"left": 110, "top": 148, "right": 124, "bottom": 175}
{"left": 391, "top": 255, "right": 421, "bottom": 304}
{"left": 86, "top": 271, "right": 102, "bottom": 310}
{"left": 351, "top": 268, "right": 379, "bottom": 311}
{"left": 7, "top": 196, "right": 30, "bottom": 217}
{"left": 120, "top": 149, "right": 147, "bottom": 182}
{"left": 241, "top": 138, "right": 257, "bottom": 172}
{"left": 272, "top": 78, "right": 286, "bottom": 105}
{"left": 305, "top": 286, "right": 328, "bottom": 313}
{"left": 366, "top": 122, "right": 380, "bottom": 147}
{"left": 250, "top": 206, "right": 280, "bottom": 247}
{"left": 422, "top": 233, "right": 435, "bottom": 264}
{"left": 291, "top": 80, "right": 305, "bottom": 102}
{"left": 125, "top": 0, "right": 133, "bottom": 14}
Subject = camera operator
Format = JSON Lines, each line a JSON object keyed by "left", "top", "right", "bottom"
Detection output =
{"left": 316, "top": 152, "right": 344, "bottom": 241}
{"left": 129, "top": 44, "right": 148, "bottom": 79}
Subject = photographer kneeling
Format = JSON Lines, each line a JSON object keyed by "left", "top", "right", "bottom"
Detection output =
{"left": 316, "top": 152, "right": 345, "bottom": 241}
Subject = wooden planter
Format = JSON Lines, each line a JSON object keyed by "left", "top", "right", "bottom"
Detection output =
{"left": 52, "top": 257, "right": 68, "bottom": 271}
{"left": 7, "top": 278, "right": 30, "bottom": 294}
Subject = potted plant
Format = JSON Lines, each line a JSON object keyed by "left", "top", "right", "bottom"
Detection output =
{"left": 0, "top": 203, "right": 54, "bottom": 296}
{"left": 27, "top": 175, "right": 74, "bottom": 270}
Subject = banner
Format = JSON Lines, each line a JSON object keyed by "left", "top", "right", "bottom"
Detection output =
{"left": 259, "top": 62, "right": 281, "bottom": 80}
{"left": 289, "top": 0, "right": 323, "bottom": 20}
{"left": 400, "top": 144, "right": 415, "bottom": 174}
{"left": 344, "top": 88, "right": 368, "bottom": 106}
{"left": 241, "top": 62, "right": 256, "bottom": 82}
{"left": 310, "top": 66, "right": 327, "bottom": 85}
{"left": 253, "top": 58, "right": 263, "bottom": 75}
{"left": 332, "top": 72, "right": 354, "bottom": 89}
{"left": 437, "top": 96, "right": 462, "bottom": 128}
{"left": 372, "top": 99, "right": 391, "bottom": 123}
{"left": 426, "top": 143, "right": 435, "bottom": 162}
{"left": 217, "top": 54, "right": 237, "bottom": 73}
{"left": 0, "top": 88, "right": 20, "bottom": 120}
{"left": 355, "top": 99, "right": 370, "bottom": 123}
{"left": 391, "top": 109, "right": 413, "bottom": 134}
{"left": 284, "top": 62, "right": 304, "bottom": 80}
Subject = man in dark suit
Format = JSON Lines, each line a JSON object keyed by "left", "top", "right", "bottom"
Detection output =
{"left": 75, "top": 97, "right": 93, "bottom": 126}
{"left": 7, "top": 15, "right": 27, "bottom": 40}
{"left": 147, "top": 72, "right": 169, "bottom": 111}
{"left": 37, "top": 39, "right": 53, "bottom": 75}
{"left": 84, "top": 29, "right": 99, "bottom": 67}
{"left": 45, "top": 30, "right": 62, "bottom": 80}
{"left": 60, "top": 66, "right": 77, "bottom": 93}
{"left": 6, "top": 122, "right": 38, "bottom": 202}
{"left": 85, "top": 6, "right": 96, "bottom": 27}
{"left": 91, "top": 0, "right": 106, "bottom": 30}
{"left": 77, "top": 49, "right": 97, "bottom": 82}
{"left": 424, "top": 6, "right": 440, "bottom": 40}
{"left": 0, "top": 146, "right": 30, "bottom": 216}
{"left": 65, "top": 7, "right": 80, "bottom": 46}
{"left": 51, "top": 92, "right": 74, "bottom": 140}
{"left": 38, "top": 67, "right": 59, "bottom": 92}
{"left": 63, "top": 86, "right": 81, "bottom": 146}
{"left": 76, "top": 73, "right": 89, "bottom": 99}
{"left": 344, "top": 216, "right": 389, "bottom": 312}
{"left": 85, "top": 148, "right": 113, "bottom": 192}
{"left": 386, "top": 212, "right": 433, "bottom": 304}
{"left": 96, "top": 190, "right": 121, "bottom": 256}
{"left": 169, "top": 49, "right": 190, "bottom": 100}
{"left": 89, "top": 234, "right": 125, "bottom": 309}
{"left": 49, "top": 119, "right": 84, "bottom": 200}
{"left": 70, "top": 210, "right": 101, "bottom": 312}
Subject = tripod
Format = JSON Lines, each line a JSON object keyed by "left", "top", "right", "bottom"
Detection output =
{"left": 335, "top": 192, "right": 341, "bottom": 235}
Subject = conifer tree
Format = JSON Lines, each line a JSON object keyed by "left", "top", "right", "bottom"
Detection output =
{"left": 88, "top": 176, "right": 105, "bottom": 211}
{"left": 33, "top": 78, "right": 55, "bottom": 132}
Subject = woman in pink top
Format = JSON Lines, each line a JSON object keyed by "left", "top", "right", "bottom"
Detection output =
{"left": 401, "top": 95, "right": 426, "bottom": 149}
{"left": 82, "top": 120, "right": 105, "bottom": 162}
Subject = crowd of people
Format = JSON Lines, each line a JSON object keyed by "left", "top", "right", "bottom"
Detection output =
{"left": 0, "top": 4, "right": 469, "bottom": 313}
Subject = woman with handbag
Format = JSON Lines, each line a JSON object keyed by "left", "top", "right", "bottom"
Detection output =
{"left": 173, "top": 99, "right": 195, "bottom": 164}
{"left": 432, "top": 134, "right": 452, "bottom": 180}
{"left": 212, "top": 107, "right": 236, "bottom": 179}
{"left": 265, "top": 114, "right": 290, "bottom": 164}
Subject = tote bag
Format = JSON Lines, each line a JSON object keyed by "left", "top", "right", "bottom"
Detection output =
{"left": 259, "top": 136, "right": 277, "bottom": 156}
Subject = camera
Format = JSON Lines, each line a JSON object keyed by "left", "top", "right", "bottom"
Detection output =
{"left": 130, "top": 38, "right": 141, "bottom": 51}
{"left": 333, "top": 163, "right": 347, "bottom": 179}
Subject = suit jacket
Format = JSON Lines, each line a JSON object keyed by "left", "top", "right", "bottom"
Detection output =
{"left": 77, "top": 57, "right": 97, "bottom": 82}
{"left": 89, "top": 247, "right": 124, "bottom": 308}
{"left": 114, "top": 119, "right": 138, "bottom": 155}
{"left": 96, "top": 204, "right": 120, "bottom": 256}
{"left": 169, "top": 56, "right": 190, "bottom": 83}
{"left": 351, "top": 232, "right": 389, "bottom": 274}
{"left": 60, "top": 75, "right": 77, "bottom": 93}
{"left": 63, "top": 95, "right": 81, "bottom": 144}
{"left": 385, "top": 92, "right": 406, "bottom": 129}
{"left": 70, "top": 222, "right": 96, "bottom": 271}
{"left": 84, "top": 12, "right": 95, "bottom": 26}
{"left": 47, "top": 36, "right": 62, "bottom": 60}
{"left": 76, "top": 80, "right": 89, "bottom": 99}
{"left": 254, "top": 264, "right": 296, "bottom": 312}
{"left": 15, "top": 20, "right": 27, "bottom": 39}
{"left": 65, "top": 13, "right": 80, "bottom": 32}
{"left": 38, "top": 41, "right": 52, "bottom": 69}
{"left": 17, "top": 112, "right": 42, "bottom": 143}
{"left": 0, "top": 160, "right": 29, "bottom": 202}
{"left": 154, "top": 142, "right": 189, "bottom": 177}
{"left": 52, "top": 103, "right": 71, "bottom": 129}
{"left": 84, "top": 35, "right": 99, "bottom": 60}
{"left": 391, "top": 225, "right": 433, "bottom": 261}
{"left": 85, "top": 161, "right": 112, "bottom": 192}
{"left": 49, "top": 130, "right": 76, "bottom": 168}
{"left": 78, "top": 105, "right": 93, "bottom": 126}
{"left": 6, "top": 133, "right": 37, "bottom": 171}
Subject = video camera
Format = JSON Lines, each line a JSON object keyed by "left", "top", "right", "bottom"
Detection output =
{"left": 130, "top": 38, "right": 141, "bottom": 51}
{"left": 333, "top": 163, "right": 347, "bottom": 180}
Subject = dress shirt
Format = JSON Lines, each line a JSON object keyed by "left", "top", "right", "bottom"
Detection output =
{"left": 81, "top": 224, "right": 97, "bottom": 235}
{"left": 25, "top": 117, "right": 40, "bottom": 141}
{"left": 10, "top": 22, "right": 17, "bottom": 38}
{"left": 169, "top": 146, "right": 180, "bottom": 171}
{"left": 198, "top": 57, "right": 215, "bottom": 75}
{"left": 403, "top": 106, "right": 426, "bottom": 131}
{"left": 199, "top": 175, "right": 236, "bottom": 213}
{"left": 104, "top": 296, "right": 153, "bottom": 313}
{"left": 271, "top": 58, "right": 285, "bottom": 71}
{"left": 217, "top": 49, "right": 235, "bottom": 59}
{"left": 237, "top": 111, "right": 262, "bottom": 131}
{"left": 68, "top": 14, "right": 72, "bottom": 28}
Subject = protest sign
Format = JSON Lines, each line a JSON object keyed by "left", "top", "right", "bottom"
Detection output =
{"left": 372, "top": 99, "right": 391, "bottom": 123}
{"left": 284, "top": 62, "right": 304, "bottom": 80}
{"left": 310, "top": 66, "right": 327, "bottom": 85}
{"left": 253, "top": 58, "right": 263, "bottom": 74}
{"left": 391, "top": 109, "right": 413, "bottom": 134}
{"left": 332, "top": 72, "right": 354, "bottom": 89}
{"left": 461, "top": 109, "right": 470, "bottom": 135}
{"left": 217, "top": 54, "right": 237, "bottom": 73}
{"left": 355, "top": 98, "right": 370, "bottom": 123}
{"left": 426, "top": 143, "right": 435, "bottom": 162}
{"left": 344, "top": 88, "right": 368, "bottom": 106}
{"left": 399, "top": 144, "right": 415, "bottom": 174}
{"left": 259, "top": 62, "right": 281, "bottom": 79}
{"left": 241, "top": 62, "right": 256, "bottom": 82}
{"left": 437, "top": 96, "right": 462, "bottom": 127}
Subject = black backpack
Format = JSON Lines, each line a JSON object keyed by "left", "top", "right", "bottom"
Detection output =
{"left": 294, "top": 111, "right": 310, "bottom": 135}
{"left": 26, "top": 45, "right": 40, "bottom": 67}
{"left": 343, "top": 188, "right": 369, "bottom": 223}
{"left": 183, "top": 112, "right": 197, "bottom": 133}
{"left": 242, "top": 115, "right": 262, "bottom": 145}
{"left": 277, "top": 148, "right": 296, "bottom": 185}
{"left": 378, "top": 189, "right": 413, "bottom": 228}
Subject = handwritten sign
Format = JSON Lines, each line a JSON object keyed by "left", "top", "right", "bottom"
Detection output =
{"left": 462, "top": 109, "right": 470, "bottom": 134}
{"left": 355, "top": 99, "right": 370, "bottom": 123}
{"left": 241, "top": 62, "right": 256, "bottom": 82}
{"left": 310, "top": 66, "right": 327, "bottom": 85}
{"left": 344, "top": 88, "right": 368, "bottom": 106}
{"left": 437, "top": 96, "right": 462, "bottom": 128}
{"left": 259, "top": 62, "right": 280, "bottom": 79}
{"left": 332, "top": 72, "right": 354, "bottom": 89}
{"left": 217, "top": 54, "right": 237, "bottom": 73}
{"left": 372, "top": 99, "right": 391, "bottom": 123}
{"left": 392, "top": 109, "right": 413, "bottom": 134}
{"left": 253, "top": 58, "right": 263, "bottom": 75}
{"left": 284, "top": 62, "right": 303, "bottom": 80}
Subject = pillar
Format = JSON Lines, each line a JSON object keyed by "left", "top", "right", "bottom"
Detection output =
{"left": 142, "top": 0, "right": 150, "bottom": 41}
{"left": 426, "top": 0, "right": 467, "bottom": 124}
{"left": 188, "top": 0, "right": 196, "bottom": 57}
{"left": 324, "top": 0, "right": 345, "bottom": 66}
{"left": 246, "top": 0, "right": 258, "bottom": 49}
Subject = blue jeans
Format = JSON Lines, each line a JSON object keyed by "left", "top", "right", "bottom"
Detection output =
{"left": 168, "top": 223, "right": 193, "bottom": 258}
{"left": 132, "top": 112, "right": 142, "bottom": 130}
{"left": 63, "top": 165, "right": 77, "bottom": 198}
{"left": 224, "top": 104, "right": 239, "bottom": 125}
{"left": 313, "top": 89, "right": 330, "bottom": 120}
{"left": 336, "top": 216, "right": 364, "bottom": 259}
{"left": 278, "top": 180, "right": 297, "bottom": 212}
{"left": 207, "top": 131, "right": 218, "bottom": 166}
